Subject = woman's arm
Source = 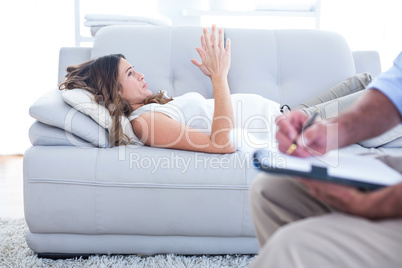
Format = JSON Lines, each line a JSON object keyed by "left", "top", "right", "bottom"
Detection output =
{"left": 195, "top": 25, "right": 234, "bottom": 149}
{"left": 132, "top": 112, "right": 236, "bottom": 154}
{"left": 131, "top": 25, "right": 236, "bottom": 154}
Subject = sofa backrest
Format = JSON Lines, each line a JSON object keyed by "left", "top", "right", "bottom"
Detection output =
{"left": 90, "top": 26, "right": 356, "bottom": 107}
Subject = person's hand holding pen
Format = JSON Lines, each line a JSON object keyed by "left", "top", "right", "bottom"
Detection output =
{"left": 275, "top": 110, "right": 338, "bottom": 157}
{"left": 276, "top": 109, "right": 402, "bottom": 219}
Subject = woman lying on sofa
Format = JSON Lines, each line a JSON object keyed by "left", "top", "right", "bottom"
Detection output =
{"left": 59, "top": 25, "right": 373, "bottom": 154}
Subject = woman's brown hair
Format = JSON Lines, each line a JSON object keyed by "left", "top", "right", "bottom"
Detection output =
{"left": 59, "top": 54, "right": 173, "bottom": 146}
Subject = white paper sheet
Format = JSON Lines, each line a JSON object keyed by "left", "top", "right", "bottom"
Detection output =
{"left": 255, "top": 148, "right": 402, "bottom": 187}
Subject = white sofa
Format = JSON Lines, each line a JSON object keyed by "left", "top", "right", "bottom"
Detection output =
{"left": 24, "top": 26, "right": 385, "bottom": 258}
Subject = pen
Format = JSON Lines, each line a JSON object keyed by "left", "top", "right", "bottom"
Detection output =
{"left": 285, "top": 110, "right": 319, "bottom": 155}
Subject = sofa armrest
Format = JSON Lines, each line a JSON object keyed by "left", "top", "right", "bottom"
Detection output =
{"left": 353, "top": 51, "right": 382, "bottom": 78}
{"left": 58, "top": 47, "right": 92, "bottom": 85}
{"left": 29, "top": 120, "right": 95, "bottom": 147}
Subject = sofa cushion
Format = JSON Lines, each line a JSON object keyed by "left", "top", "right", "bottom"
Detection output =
{"left": 23, "top": 145, "right": 258, "bottom": 237}
{"left": 29, "top": 120, "right": 95, "bottom": 147}
{"left": 293, "top": 72, "right": 372, "bottom": 110}
{"left": 296, "top": 72, "right": 402, "bottom": 148}
{"left": 29, "top": 89, "right": 110, "bottom": 148}
{"left": 300, "top": 91, "right": 402, "bottom": 148}
{"left": 62, "top": 88, "right": 143, "bottom": 145}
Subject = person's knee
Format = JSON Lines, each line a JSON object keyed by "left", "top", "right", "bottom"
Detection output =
{"left": 249, "top": 173, "right": 303, "bottom": 206}
{"left": 269, "top": 221, "right": 311, "bottom": 250}
{"left": 249, "top": 173, "right": 283, "bottom": 209}
{"left": 262, "top": 221, "right": 317, "bottom": 265}
{"left": 263, "top": 218, "right": 332, "bottom": 266}
{"left": 249, "top": 173, "right": 271, "bottom": 203}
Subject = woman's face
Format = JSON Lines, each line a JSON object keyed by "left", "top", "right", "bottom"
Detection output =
{"left": 118, "top": 58, "right": 152, "bottom": 105}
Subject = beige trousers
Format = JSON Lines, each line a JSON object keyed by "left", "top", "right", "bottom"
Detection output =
{"left": 249, "top": 155, "right": 402, "bottom": 268}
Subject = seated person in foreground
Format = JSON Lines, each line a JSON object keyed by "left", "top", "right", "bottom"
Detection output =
{"left": 249, "top": 52, "right": 402, "bottom": 268}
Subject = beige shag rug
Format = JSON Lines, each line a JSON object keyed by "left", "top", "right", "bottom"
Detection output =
{"left": 0, "top": 218, "right": 256, "bottom": 267}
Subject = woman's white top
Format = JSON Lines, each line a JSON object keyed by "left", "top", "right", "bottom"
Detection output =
{"left": 128, "top": 92, "right": 281, "bottom": 151}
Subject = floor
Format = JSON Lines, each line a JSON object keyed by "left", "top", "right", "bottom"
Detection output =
{"left": 0, "top": 155, "right": 24, "bottom": 219}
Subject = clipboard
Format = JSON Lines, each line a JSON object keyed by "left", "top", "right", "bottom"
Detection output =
{"left": 253, "top": 148, "right": 402, "bottom": 191}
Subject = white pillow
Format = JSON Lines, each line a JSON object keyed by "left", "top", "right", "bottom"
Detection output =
{"left": 62, "top": 88, "right": 144, "bottom": 145}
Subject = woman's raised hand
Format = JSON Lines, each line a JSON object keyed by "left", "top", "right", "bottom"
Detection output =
{"left": 191, "top": 25, "right": 231, "bottom": 79}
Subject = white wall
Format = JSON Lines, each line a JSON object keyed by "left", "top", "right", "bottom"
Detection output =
{"left": 0, "top": 0, "right": 74, "bottom": 155}
{"left": 320, "top": 0, "right": 402, "bottom": 71}
{"left": 0, "top": 0, "right": 157, "bottom": 155}
{"left": 157, "top": 0, "right": 207, "bottom": 26}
